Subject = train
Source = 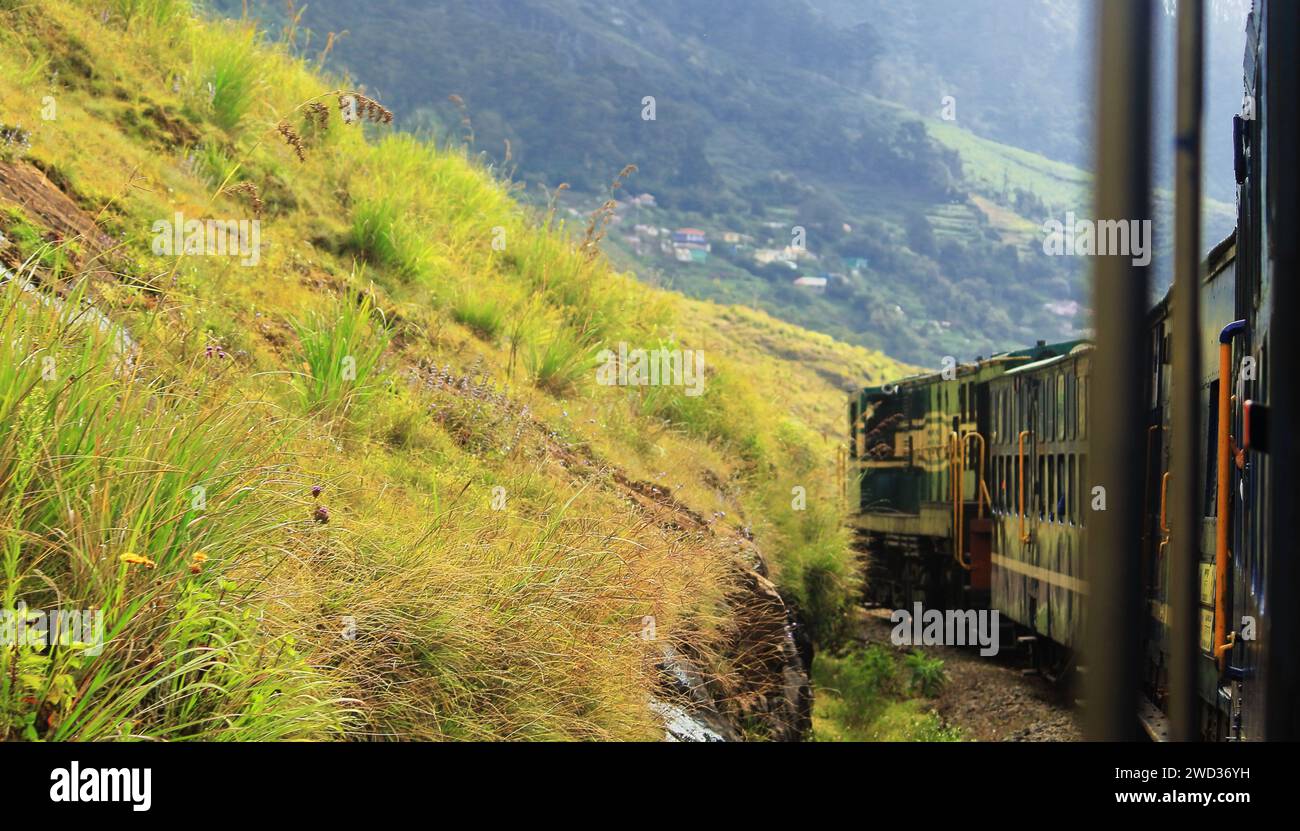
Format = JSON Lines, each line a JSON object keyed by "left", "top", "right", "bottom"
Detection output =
{"left": 845, "top": 0, "right": 1298, "bottom": 741}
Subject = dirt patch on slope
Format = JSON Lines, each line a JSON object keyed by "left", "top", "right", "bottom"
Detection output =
{"left": 0, "top": 160, "right": 115, "bottom": 275}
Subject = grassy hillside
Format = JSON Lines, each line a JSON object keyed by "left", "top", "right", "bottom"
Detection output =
{"left": 0, "top": 0, "right": 905, "bottom": 740}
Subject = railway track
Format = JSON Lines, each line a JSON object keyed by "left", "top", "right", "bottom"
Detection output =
{"left": 857, "top": 607, "right": 1082, "bottom": 741}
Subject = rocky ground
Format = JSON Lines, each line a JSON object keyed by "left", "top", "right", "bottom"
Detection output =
{"left": 857, "top": 607, "right": 1083, "bottom": 742}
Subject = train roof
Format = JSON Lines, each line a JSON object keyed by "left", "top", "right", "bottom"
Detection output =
{"left": 1004, "top": 342, "right": 1093, "bottom": 376}
{"left": 1150, "top": 231, "right": 1237, "bottom": 318}
{"left": 859, "top": 338, "right": 1088, "bottom": 397}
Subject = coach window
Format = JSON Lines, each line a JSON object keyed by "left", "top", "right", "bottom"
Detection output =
{"left": 1204, "top": 380, "right": 1219, "bottom": 516}
{"left": 1002, "top": 389, "right": 1009, "bottom": 442}
{"left": 1005, "top": 388, "right": 1012, "bottom": 441}
{"left": 993, "top": 456, "right": 1001, "bottom": 512}
{"left": 1057, "top": 375, "right": 1066, "bottom": 441}
{"left": 1056, "top": 454, "right": 1066, "bottom": 523}
{"left": 1068, "top": 454, "right": 1077, "bottom": 523}
{"left": 995, "top": 389, "right": 1002, "bottom": 442}
{"left": 1038, "top": 456, "right": 1046, "bottom": 519}
{"left": 1052, "top": 455, "right": 1061, "bottom": 521}
{"left": 1011, "top": 454, "right": 1018, "bottom": 515}
{"left": 1002, "top": 455, "right": 1009, "bottom": 513}
{"left": 1011, "top": 453, "right": 1018, "bottom": 516}
{"left": 1037, "top": 383, "right": 1044, "bottom": 436}
{"left": 1078, "top": 455, "right": 1087, "bottom": 527}
{"left": 1045, "top": 454, "right": 1054, "bottom": 522}
{"left": 1044, "top": 455, "right": 1053, "bottom": 521}
{"left": 1005, "top": 456, "right": 1012, "bottom": 513}
{"left": 1039, "top": 381, "right": 1047, "bottom": 439}
{"left": 1076, "top": 377, "right": 1085, "bottom": 439}
{"left": 1066, "top": 373, "right": 1074, "bottom": 440}
{"left": 993, "top": 456, "right": 1000, "bottom": 512}
{"left": 1050, "top": 374, "right": 1060, "bottom": 442}
{"left": 1006, "top": 388, "right": 1013, "bottom": 442}
{"left": 1046, "top": 379, "right": 1054, "bottom": 439}
{"left": 1068, "top": 373, "right": 1077, "bottom": 440}
{"left": 1000, "top": 389, "right": 1008, "bottom": 442}
{"left": 1051, "top": 454, "right": 1060, "bottom": 522}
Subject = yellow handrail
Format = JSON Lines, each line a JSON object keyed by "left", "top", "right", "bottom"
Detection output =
{"left": 1214, "top": 337, "right": 1234, "bottom": 669}
{"left": 965, "top": 431, "right": 987, "bottom": 519}
{"left": 1018, "top": 430, "right": 1032, "bottom": 543}
{"left": 957, "top": 429, "right": 970, "bottom": 571}
{"left": 1213, "top": 321, "right": 1246, "bottom": 669}
{"left": 949, "top": 432, "right": 964, "bottom": 569}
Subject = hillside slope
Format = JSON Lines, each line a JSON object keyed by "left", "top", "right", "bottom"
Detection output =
{"left": 0, "top": 0, "right": 905, "bottom": 740}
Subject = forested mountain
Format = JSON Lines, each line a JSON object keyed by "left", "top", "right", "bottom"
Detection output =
{"left": 208, "top": 0, "right": 1244, "bottom": 363}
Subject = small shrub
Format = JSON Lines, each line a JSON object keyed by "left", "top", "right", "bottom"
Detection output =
{"left": 525, "top": 326, "right": 595, "bottom": 395}
{"left": 814, "top": 646, "right": 899, "bottom": 729}
{"left": 193, "top": 23, "right": 264, "bottom": 132}
{"left": 813, "top": 647, "right": 960, "bottom": 742}
{"left": 292, "top": 285, "right": 391, "bottom": 421}
{"left": 111, "top": 0, "right": 191, "bottom": 29}
{"left": 348, "top": 196, "right": 431, "bottom": 278}
{"left": 452, "top": 290, "right": 508, "bottom": 342}
{"left": 905, "top": 650, "right": 948, "bottom": 698}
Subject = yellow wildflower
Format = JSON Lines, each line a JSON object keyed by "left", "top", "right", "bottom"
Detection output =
{"left": 120, "top": 552, "right": 157, "bottom": 569}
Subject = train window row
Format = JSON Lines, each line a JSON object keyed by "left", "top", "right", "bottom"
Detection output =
{"left": 991, "top": 451, "right": 1087, "bottom": 526}
{"left": 990, "top": 369, "right": 1088, "bottom": 445}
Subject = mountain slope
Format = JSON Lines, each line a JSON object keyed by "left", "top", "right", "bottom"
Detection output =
{"left": 0, "top": 0, "right": 905, "bottom": 740}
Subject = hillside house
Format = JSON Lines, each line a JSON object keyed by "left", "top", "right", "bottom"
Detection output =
{"left": 672, "top": 228, "right": 708, "bottom": 247}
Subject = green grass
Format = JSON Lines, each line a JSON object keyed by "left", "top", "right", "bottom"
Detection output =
{"left": 524, "top": 326, "right": 596, "bottom": 395}
{"left": 812, "top": 646, "right": 961, "bottom": 742}
{"left": 0, "top": 272, "right": 348, "bottom": 740}
{"left": 192, "top": 21, "right": 265, "bottom": 132}
{"left": 452, "top": 289, "right": 509, "bottom": 342}
{"left": 292, "top": 283, "right": 391, "bottom": 421}
{"left": 348, "top": 194, "right": 433, "bottom": 279}
{"left": 111, "top": 0, "right": 190, "bottom": 28}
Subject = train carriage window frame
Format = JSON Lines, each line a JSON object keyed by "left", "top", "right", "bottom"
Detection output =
{"left": 1068, "top": 453, "right": 1077, "bottom": 524}
{"left": 1078, "top": 376, "right": 1085, "bottom": 439}
{"left": 1057, "top": 454, "right": 1066, "bottom": 524}
{"left": 1040, "top": 379, "right": 1050, "bottom": 442}
{"left": 1046, "top": 453, "right": 1055, "bottom": 522}
{"left": 1038, "top": 455, "right": 1046, "bottom": 519}
{"left": 1205, "top": 379, "right": 1219, "bottom": 517}
{"left": 1057, "top": 373, "right": 1066, "bottom": 442}
{"left": 1001, "top": 455, "right": 1008, "bottom": 513}
{"left": 1012, "top": 448, "right": 1019, "bottom": 518}
{"left": 1078, "top": 454, "right": 1087, "bottom": 528}
{"left": 994, "top": 455, "right": 1002, "bottom": 513}
{"left": 1065, "top": 373, "right": 1073, "bottom": 441}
